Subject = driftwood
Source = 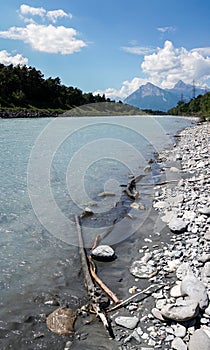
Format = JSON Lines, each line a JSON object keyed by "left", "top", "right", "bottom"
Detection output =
{"left": 124, "top": 174, "right": 143, "bottom": 200}
{"left": 106, "top": 283, "right": 164, "bottom": 313}
{"left": 75, "top": 215, "right": 114, "bottom": 337}
{"left": 88, "top": 255, "right": 120, "bottom": 304}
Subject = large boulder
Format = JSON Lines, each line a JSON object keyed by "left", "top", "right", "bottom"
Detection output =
{"left": 180, "top": 272, "right": 209, "bottom": 310}
{"left": 188, "top": 329, "right": 210, "bottom": 350}
{"left": 161, "top": 300, "right": 199, "bottom": 322}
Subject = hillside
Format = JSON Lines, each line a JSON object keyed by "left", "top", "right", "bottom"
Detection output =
{"left": 0, "top": 63, "right": 109, "bottom": 110}
{"left": 168, "top": 92, "right": 210, "bottom": 120}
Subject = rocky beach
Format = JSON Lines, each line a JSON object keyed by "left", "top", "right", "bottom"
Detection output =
{"left": 96, "top": 121, "right": 209, "bottom": 350}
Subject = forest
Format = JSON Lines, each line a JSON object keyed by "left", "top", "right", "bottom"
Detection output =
{"left": 168, "top": 92, "right": 210, "bottom": 120}
{"left": 0, "top": 63, "right": 109, "bottom": 110}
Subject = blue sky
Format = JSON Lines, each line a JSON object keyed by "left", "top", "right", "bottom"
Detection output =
{"left": 0, "top": 0, "right": 210, "bottom": 99}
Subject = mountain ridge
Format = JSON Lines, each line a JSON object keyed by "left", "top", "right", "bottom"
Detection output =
{"left": 124, "top": 80, "right": 208, "bottom": 112}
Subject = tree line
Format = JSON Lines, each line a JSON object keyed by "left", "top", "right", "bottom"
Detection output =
{"left": 0, "top": 64, "right": 110, "bottom": 110}
{"left": 168, "top": 92, "right": 210, "bottom": 121}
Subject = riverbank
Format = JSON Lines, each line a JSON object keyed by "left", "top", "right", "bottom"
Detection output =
{"left": 102, "top": 122, "right": 209, "bottom": 350}
{"left": 0, "top": 108, "right": 60, "bottom": 118}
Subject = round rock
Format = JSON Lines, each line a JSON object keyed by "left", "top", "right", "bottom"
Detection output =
{"left": 91, "top": 245, "right": 115, "bottom": 261}
{"left": 161, "top": 300, "right": 199, "bottom": 322}
{"left": 115, "top": 316, "right": 139, "bottom": 329}
{"left": 169, "top": 218, "right": 188, "bottom": 233}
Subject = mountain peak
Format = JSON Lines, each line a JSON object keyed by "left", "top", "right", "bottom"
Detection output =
{"left": 124, "top": 80, "right": 208, "bottom": 112}
{"left": 173, "top": 80, "right": 190, "bottom": 89}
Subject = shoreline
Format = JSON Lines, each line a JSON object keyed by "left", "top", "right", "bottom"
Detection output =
{"left": 103, "top": 121, "right": 210, "bottom": 349}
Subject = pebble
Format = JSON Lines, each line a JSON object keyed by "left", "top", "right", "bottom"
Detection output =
{"left": 115, "top": 316, "right": 139, "bottom": 329}
{"left": 171, "top": 337, "right": 187, "bottom": 350}
{"left": 172, "top": 324, "right": 187, "bottom": 338}
{"left": 91, "top": 245, "right": 115, "bottom": 261}
{"left": 168, "top": 218, "right": 188, "bottom": 233}
{"left": 129, "top": 260, "right": 157, "bottom": 278}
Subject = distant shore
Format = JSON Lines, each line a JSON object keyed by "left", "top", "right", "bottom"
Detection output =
{"left": 0, "top": 107, "right": 200, "bottom": 119}
{"left": 0, "top": 108, "right": 60, "bottom": 118}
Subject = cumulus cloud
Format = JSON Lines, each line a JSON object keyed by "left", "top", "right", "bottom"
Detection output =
{"left": 46, "top": 9, "right": 72, "bottom": 23}
{"left": 142, "top": 40, "right": 210, "bottom": 88}
{"left": 94, "top": 77, "right": 149, "bottom": 100}
{"left": 96, "top": 40, "right": 210, "bottom": 99}
{"left": 192, "top": 47, "right": 210, "bottom": 57}
{"left": 0, "top": 50, "right": 28, "bottom": 65}
{"left": 19, "top": 4, "right": 72, "bottom": 23}
{"left": 20, "top": 4, "right": 46, "bottom": 17}
{"left": 121, "top": 45, "right": 155, "bottom": 55}
{"left": 0, "top": 23, "right": 87, "bottom": 54}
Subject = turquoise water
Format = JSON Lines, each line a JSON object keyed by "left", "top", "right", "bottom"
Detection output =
{"left": 0, "top": 115, "right": 194, "bottom": 348}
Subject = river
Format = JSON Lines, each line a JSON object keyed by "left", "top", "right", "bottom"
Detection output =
{"left": 0, "top": 115, "right": 195, "bottom": 349}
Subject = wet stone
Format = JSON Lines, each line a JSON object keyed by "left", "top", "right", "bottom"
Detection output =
{"left": 91, "top": 245, "right": 115, "bottom": 261}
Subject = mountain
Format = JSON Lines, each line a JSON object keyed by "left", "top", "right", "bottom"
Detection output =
{"left": 124, "top": 80, "right": 208, "bottom": 112}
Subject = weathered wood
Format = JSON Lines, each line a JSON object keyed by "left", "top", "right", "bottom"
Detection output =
{"left": 124, "top": 174, "right": 144, "bottom": 200}
{"left": 106, "top": 284, "right": 164, "bottom": 313}
{"left": 75, "top": 215, "right": 114, "bottom": 337}
{"left": 88, "top": 255, "right": 120, "bottom": 304}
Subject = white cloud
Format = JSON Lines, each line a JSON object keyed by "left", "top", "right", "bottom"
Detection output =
{"left": 0, "top": 50, "right": 28, "bottom": 65}
{"left": 0, "top": 23, "right": 87, "bottom": 55}
{"left": 20, "top": 4, "right": 46, "bottom": 17}
{"left": 46, "top": 9, "right": 72, "bottom": 23}
{"left": 96, "top": 40, "right": 210, "bottom": 99}
{"left": 192, "top": 47, "right": 210, "bottom": 57}
{"left": 157, "top": 26, "right": 176, "bottom": 33}
{"left": 94, "top": 77, "right": 149, "bottom": 100}
{"left": 142, "top": 40, "right": 210, "bottom": 88}
{"left": 121, "top": 46, "right": 155, "bottom": 55}
{"left": 19, "top": 4, "right": 72, "bottom": 24}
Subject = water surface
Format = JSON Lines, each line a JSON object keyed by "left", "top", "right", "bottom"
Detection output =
{"left": 0, "top": 115, "right": 195, "bottom": 349}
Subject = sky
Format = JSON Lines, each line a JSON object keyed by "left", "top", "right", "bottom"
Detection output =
{"left": 0, "top": 0, "right": 210, "bottom": 100}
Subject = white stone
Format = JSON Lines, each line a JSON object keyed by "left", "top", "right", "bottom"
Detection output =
{"left": 188, "top": 329, "right": 210, "bottom": 350}
{"left": 171, "top": 337, "right": 187, "bottom": 350}
{"left": 172, "top": 324, "right": 187, "bottom": 338}
{"left": 170, "top": 284, "right": 183, "bottom": 298}
{"left": 180, "top": 271, "right": 209, "bottom": 309}
{"left": 115, "top": 316, "right": 139, "bottom": 329}
{"left": 161, "top": 300, "right": 199, "bottom": 322}
{"left": 169, "top": 218, "right": 188, "bottom": 233}
{"left": 129, "top": 260, "right": 156, "bottom": 279}
{"left": 198, "top": 205, "right": 210, "bottom": 216}
{"left": 176, "top": 263, "right": 190, "bottom": 280}
{"left": 91, "top": 245, "right": 115, "bottom": 260}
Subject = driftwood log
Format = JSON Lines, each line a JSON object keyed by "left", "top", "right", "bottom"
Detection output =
{"left": 75, "top": 215, "right": 114, "bottom": 337}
